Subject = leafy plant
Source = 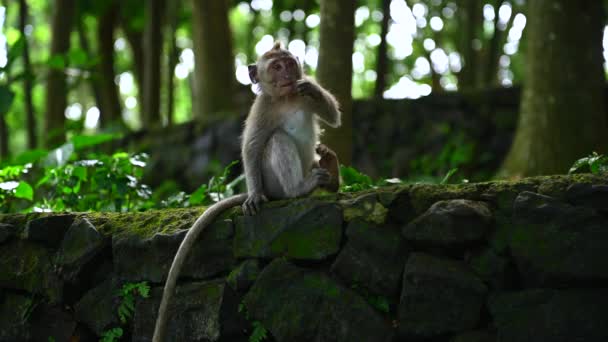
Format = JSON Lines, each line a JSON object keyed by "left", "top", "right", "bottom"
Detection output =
{"left": 238, "top": 302, "right": 268, "bottom": 342}
{"left": 117, "top": 282, "right": 150, "bottom": 324}
{"left": 100, "top": 328, "right": 123, "bottom": 342}
{"left": 569, "top": 152, "right": 608, "bottom": 175}
{"left": 339, "top": 165, "right": 402, "bottom": 193}
{"left": 440, "top": 168, "right": 459, "bottom": 185}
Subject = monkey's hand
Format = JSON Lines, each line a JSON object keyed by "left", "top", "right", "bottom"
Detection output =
{"left": 316, "top": 144, "right": 340, "bottom": 192}
{"left": 297, "top": 79, "right": 323, "bottom": 102}
{"left": 243, "top": 192, "right": 268, "bottom": 216}
{"left": 311, "top": 167, "right": 331, "bottom": 187}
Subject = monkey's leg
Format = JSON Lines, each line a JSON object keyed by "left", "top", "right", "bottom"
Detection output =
{"left": 263, "top": 131, "right": 330, "bottom": 198}
{"left": 317, "top": 144, "right": 340, "bottom": 192}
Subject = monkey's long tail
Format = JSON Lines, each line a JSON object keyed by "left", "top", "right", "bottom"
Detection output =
{"left": 152, "top": 193, "right": 248, "bottom": 342}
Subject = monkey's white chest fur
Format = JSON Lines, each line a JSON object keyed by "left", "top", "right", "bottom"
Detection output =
{"left": 282, "top": 109, "right": 318, "bottom": 169}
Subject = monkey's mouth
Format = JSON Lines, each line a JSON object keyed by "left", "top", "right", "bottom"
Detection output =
{"left": 277, "top": 82, "right": 295, "bottom": 88}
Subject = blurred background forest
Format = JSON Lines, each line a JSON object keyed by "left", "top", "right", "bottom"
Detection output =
{"left": 0, "top": 0, "right": 607, "bottom": 213}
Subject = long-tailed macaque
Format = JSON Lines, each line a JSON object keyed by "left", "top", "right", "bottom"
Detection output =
{"left": 152, "top": 42, "right": 341, "bottom": 342}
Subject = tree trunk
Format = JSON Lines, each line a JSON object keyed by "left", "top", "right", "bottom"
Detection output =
{"left": 191, "top": 0, "right": 236, "bottom": 123}
{"left": 166, "top": 0, "right": 179, "bottom": 126}
{"left": 0, "top": 113, "right": 7, "bottom": 159}
{"left": 97, "top": 2, "right": 123, "bottom": 129}
{"left": 458, "top": 0, "right": 482, "bottom": 90}
{"left": 19, "top": 0, "right": 36, "bottom": 149}
{"left": 142, "top": 0, "right": 165, "bottom": 129}
{"left": 122, "top": 24, "right": 144, "bottom": 120}
{"left": 500, "top": 0, "right": 607, "bottom": 177}
{"left": 44, "top": 0, "right": 75, "bottom": 148}
{"left": 374, "top": 0, "right": 391, "bottom": 99}
{"left": 317, "top": 0, "right": 355, "bottom": 165}
{"left": 484, "top": 0, "right": 511, "bottom": 87}
{"left": 77, "top": 20, "right": 104, "bottom": 120}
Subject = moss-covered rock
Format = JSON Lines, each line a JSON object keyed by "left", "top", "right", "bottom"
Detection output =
{"left": 244, "top": 258, "right": 393, "bottom": 342}
{"left": 0, "top": 292, "right": 34, "bottom": 341}
{"left": 566, "top": 183, "right": 608, "bottom": 212}
{"left": 398, "top": 253, "right": 487, "bottom": 338}
{"left": 23, "top": 214, "right": 75, "bottom": 247}
{"left": 467, "top": 247, "right": 511, "bottom": 290}
{"left": 84, "top": 207, "right": 208, "bottom": 239}
{"left": 451, "top": 330, "right": 496, "bottom": 342}
{"left": 234, "top": 199, "right": 343, "bottom": 260}
{"left": 132, "top": 279, "right": 244, "bottom": 342}
{"left": 340, "top": 193, "right": 389, "bottom": 225}
{"left": 0, "top": 223, "right": 14, "bottom": 244}
{"left": 113, "top": 219, "right": 235, "bottom": 283}
{"left": 0, "top": 240, "right": 62, "bottom": 303}
{"left": 489, "top": 289, "right": 608, "bottom": 342}
{"left": 226, "top": 259, "right": 262, "bottom": 292}
{"left": 74, "top": 278, "right": 119, "bottom": 336}
{"left": 331, "top": 219, "right": 407, "bottom": 297}
{"left": 56, "top": 218, "right": 106, "bottom": 282}
{"left": 403, "top": 199, "right": 493, "bottom": 248}
{"left": 509, "top": 191, "right": 608, "bottom": 286}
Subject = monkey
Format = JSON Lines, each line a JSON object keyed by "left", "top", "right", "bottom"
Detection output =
{"left": 152, "top": 41, "right": 342, "bottom": 342}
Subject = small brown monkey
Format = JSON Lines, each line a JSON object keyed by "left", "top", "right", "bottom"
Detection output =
{"left": 153, "top": 42, "right": 341, "bottom": 342}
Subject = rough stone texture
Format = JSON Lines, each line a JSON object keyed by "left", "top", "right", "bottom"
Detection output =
{"left": 403, "top": 199, "right": 493, "bottom": 247}
{"left": 244, "top": 259, "right": 393, "bottom": 342}
{"left": 398, "top": 253, "right": 487, "bottom": 338}
{"left": 0, "top": 292, "right": 33, "bottom": 341}
{"left": 566, "top": 183, "right": 608, "bottom": 212}
{"left": 56, "top": 218, "right": 106, "bottom": 281}
{"left": 340, "top": 193, "right": 388, "bottom": 224}
{"left": 451, "top": 330, "right": 496, "bottom": 342}
{"left": 74, "top": 278, "right": 120, "bottom": 336}
{"left": 113, "top": 219, "right": 235, "bottom": 282}
{"left": 0, "top": 240, "right": 62, "bottom": 303}
{"left": 0, "top": 223, "right": 14, "bottom": 243}
{"left": 23, "top": 214, "right": 74, "bottom": 247}
{"left": 0, "top": 174, "right": 607, "bottom": 341}
{"left": 226, "top": 259, "right": 262, "bottom": 292}
{"left": 132, "top": 280, "right": 244, "bottom": 342}
{"left": 489, "top": 289, "right": 608, "bottom": 342}
{"left": 331, "top": 219, "right": 407, "bottom": 296}
{"left": 234, "top": 199, "right": 343, "bottom": 260}
{"left": 510, "top": 191, "right": 608, "bottom": 286}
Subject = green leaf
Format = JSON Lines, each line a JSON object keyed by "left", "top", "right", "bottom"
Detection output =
{"left": 440, "top": 168, "right": 458, "bottom": 184}
{"left": 189, "top": 185, "right": 208, "bottom": 205}
{"left": 71, "top": 133, "right": 119, "bottom": 150}
{"left": 14, "top": 182, "right": 34, "bottom": 201}
{"left": 68, "top": 48, "right": 88, "bottom": 66}
{"left": 4, "top": 35, "right": 25, "bottom": 71}
{"left": 12, "top": 149, "right": 49, "bottom": 165}
{"left": 47, "top": 54, "right": 66, "bottom": 70}
{"left": 73, "top": 166, "right": 88, "bottom": 181}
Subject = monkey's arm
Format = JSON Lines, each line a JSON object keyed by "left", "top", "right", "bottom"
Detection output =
{"left": 241, "top": 99, "right": 274, "bottom": 215}
{"left": 297, "top": 77, "right": 341, "bottom": 128}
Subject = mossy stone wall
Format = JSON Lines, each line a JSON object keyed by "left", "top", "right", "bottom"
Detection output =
{"left": 1, "top": 174, "right": 607, "bottom": 341}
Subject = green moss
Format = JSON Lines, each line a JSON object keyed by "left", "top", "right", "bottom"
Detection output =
{"left": 83, "top": 207, "right": 208, "bottom": 239}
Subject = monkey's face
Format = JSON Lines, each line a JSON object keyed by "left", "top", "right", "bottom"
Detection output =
{"left": 266, "top": 56, "right": 301, "bottom": 97}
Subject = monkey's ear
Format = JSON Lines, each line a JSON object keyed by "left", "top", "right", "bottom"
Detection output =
{"left": 248, "top": 64, "right": 259, "bottom": 84}
{"left": 272, "top": 41, "right": 282, "bottom": 50}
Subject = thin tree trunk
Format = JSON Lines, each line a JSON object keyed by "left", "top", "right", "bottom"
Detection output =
{"left": 97, "top": 2, "right": 123, "bottom": 129}
{"left": 191, "top": 0, "right": 236, "bottom": 123}
{"left": 19, "top": 0, "right": 36, "bottom": 149}
{"left": 44, "top": 0, "right": 75, "bottom": 148}
{"left": 500, "top": 0, "right": 607, "bottom": 177}
{"left": 0, "top": 113, "right": 7, "bottom": 159}
{"left": 484, "top": 0, "right": 512, "bottom": 87}
{"left": 122, "top": 25, "right": 144, "bottom": 119}
{"left": 317, "top": 0, "right": 355, "bottom": 165}
{"left": 459, "top": 0, "right": 482, "bottom": 90}
{"left": 166, "top": 0, "right": 179, "bottom": 126}
{"left": 374, "top": 0, "right": 390, "bottom": 99}
{"left": 142, "top": 0, "right": 165, "bottom": 129}
{"left": 77, "top": 20, "right": 103, "bottom": 119}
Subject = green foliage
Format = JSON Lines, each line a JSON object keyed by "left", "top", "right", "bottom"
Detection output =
{"left": 339, "top": 165, "right": 402, "bottom": 193}
{"left": 117, "top": 281, "right": 150, "bottom": 324}
{"left": 238, "top": 302, "right": 269, "bottom": 342}
{"left": 569, "top": 152, "right": 608, "bottom": 175}
{"left": 161, "top": 160, "right": 244, "bottom": 208}
{"left": 100, "top": 328, "right": 123, "bottom": 342}
{"left": 440, "top": 168, "right": 459, "bottom": 185}
{"left": 250, "top": 321, "right": 268, "bottom": 342}
{"left": 350, "top": 284, "right": 390, "bottom": 314}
